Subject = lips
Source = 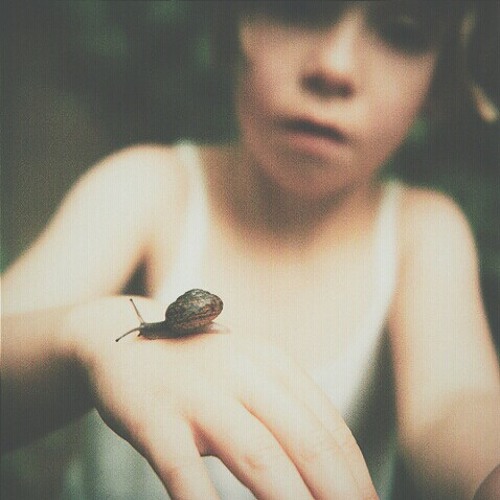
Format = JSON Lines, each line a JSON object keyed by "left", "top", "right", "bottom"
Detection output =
{"left": 276, "top": 116, "right": 350, "bottom": 159}
{"left": 281, "top": 118, "right": 347, "bottom": 143}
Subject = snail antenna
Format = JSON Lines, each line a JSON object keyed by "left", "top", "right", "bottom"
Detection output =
{"left": 129, "top": 298, "right": 146, "bottom": 323}
{"left": 115, "top": 327, "right": 141, "bottom": 342}
{"left": 114, "top": 299, "right": 146, "bottom": 342}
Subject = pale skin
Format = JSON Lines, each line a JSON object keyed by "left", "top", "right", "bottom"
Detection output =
{"left": 2, "top": 4, "right": 499, "bottom": 499}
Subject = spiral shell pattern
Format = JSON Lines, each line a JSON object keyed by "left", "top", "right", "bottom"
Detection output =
{"left": 164, "top": 289, "right": 223, "bottom": 334}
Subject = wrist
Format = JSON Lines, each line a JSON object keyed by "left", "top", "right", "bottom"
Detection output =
{"left": 64, "top": 295, "right": 166, "bottom": 380}
{"left": 2, "top": 306, "right": 96, "bottom": 450}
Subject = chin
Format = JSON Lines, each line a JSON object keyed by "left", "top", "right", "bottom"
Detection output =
{"left": 262, "top": 154, "right": 354, "bottom": 201}
{"left": 262, "top": 162, "right": 354, "bottom": 202}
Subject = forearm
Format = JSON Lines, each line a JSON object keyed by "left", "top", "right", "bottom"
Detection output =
{"left": 1, "top": 296, "right": 161, "bottom": 451}
{"left": 403, "top": 393, "right": 500, "bottom": 500}
{"left": 1, "top": 307, "right": 92, "bottom": 450}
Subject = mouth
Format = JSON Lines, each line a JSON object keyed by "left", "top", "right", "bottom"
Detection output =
{"left": 277, "top": 117, "right": 350, "bottom": 159}
{"left": 281, "top": 118, "right": 347, "bottom": 143}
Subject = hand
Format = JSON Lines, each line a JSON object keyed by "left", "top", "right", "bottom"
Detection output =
{"left": 68, "top": 297, "right": 378, "bottom": 500}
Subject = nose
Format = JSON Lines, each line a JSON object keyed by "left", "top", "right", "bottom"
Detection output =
{"left": 301, "top": 9, "right": 364, "bottom": 99}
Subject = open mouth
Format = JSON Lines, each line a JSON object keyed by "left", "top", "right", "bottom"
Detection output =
{"left": 283, "top": 119, "right": 347, "bottom": 143}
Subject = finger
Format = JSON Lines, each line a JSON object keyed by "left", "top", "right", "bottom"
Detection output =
{"left": 140, "top": 416, "right": 219, "bottom": 500}
{"left": 290, "top": 377, "right": 378, "bottom": 499}
{"left": 237, "top": 365, "right": 365, "bottom": 500}
{"left": 193, "top": 392, "right": 313, "bottom": 500}
{"left": 268, "top": 352, "right": 378, "bottom": 499}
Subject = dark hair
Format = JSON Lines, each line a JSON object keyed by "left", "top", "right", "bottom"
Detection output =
{"left": 210, "top": 1, "right": 494, "bottom": 123}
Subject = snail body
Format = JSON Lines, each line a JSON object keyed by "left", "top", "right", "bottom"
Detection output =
{"left": 115, "top": 289, "right": 223, "bottom": 342}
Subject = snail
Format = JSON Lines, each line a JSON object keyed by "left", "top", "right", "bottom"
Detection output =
{"left": 115, "top": 289, "right": 223, "bottom": 342}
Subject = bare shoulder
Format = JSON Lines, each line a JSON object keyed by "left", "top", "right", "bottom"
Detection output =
{"left": 77, "top": 143, "right": 187, "bottom": 207}
{"left": 63, "top": 143, "right": 196, "bottom": 241}
{"left": 400, "top": 185, "right": 466, "bottom": 219}
{"left": 398, "top": 185, "right": 478, "bottom": 272}
{"left": 2, "top": 143, "right": 192, "bottom": 311}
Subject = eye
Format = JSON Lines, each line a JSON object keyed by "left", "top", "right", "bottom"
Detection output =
{"left": 377, "top": 14, "right": 432, "bottom": 53}
{"left": 368, "top": 3, "right": 443, "bottom": 55}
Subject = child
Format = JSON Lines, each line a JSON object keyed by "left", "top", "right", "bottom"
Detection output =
{"left": 2, "top": 2, "right": 499, "bottom": 499}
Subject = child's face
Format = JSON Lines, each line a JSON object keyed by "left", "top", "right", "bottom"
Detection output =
{"left": 235, "top": 3, "right": 443, "bottom": 199}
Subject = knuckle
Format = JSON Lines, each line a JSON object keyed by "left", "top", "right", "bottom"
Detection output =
{"left": 298, "top": 428, "right": 338, "bottom": 466}
{"left": 161, "top": 455, "right": 199, "bottom": 481}
{"left": 242, "top": 435, "right": 283, "bottom": 473}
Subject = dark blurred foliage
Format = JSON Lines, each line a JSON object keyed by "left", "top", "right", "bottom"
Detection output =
{"left": 0, "top": 2, "right": 498, "bottom": 499}
{"left": 4, "top": 1, "right": 234, "bottom": 144}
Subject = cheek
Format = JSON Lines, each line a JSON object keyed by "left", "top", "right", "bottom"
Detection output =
{"left": 238, "top": 20, "right": 302, "bottom": 113}
{"left": 235, "top": 59, "right": 286, "bottom": 158}
{"left": 364, "top": 58, "right": 436, "bottom": 164}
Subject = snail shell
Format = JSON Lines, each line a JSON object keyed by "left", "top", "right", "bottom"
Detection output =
{"left": 164, "top": 289, "right": 223, "bottom": 334}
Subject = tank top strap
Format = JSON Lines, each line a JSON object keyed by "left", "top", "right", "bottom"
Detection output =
{"left": 311, "top": 180, "right": 403, "bottom": 416}
{"left": 154, "top": 142, "right": 209, "bottom": 303}
{"left": 376, "top": 181, "right": 402, "bottom": 293}
{"left": 358, "top": 180, "right": 402, "bottom": 343}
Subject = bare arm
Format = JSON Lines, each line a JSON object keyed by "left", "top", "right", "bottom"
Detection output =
{"left": 389, "top": 189, "right": 500, "bottom": 499}
{"left": 1, "top": 145, "right": 179, "bottom": 445}
{"left": 2, "top": 145, "right": 180, "bottom": 314}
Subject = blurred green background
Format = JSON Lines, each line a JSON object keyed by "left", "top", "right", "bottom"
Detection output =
{"left": 1, "top": 2, "right": 499, "bottom": 497}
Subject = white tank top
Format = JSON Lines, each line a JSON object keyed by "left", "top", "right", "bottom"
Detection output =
{"left": 64, "top": 142, "right": 402, "bottom": 499}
